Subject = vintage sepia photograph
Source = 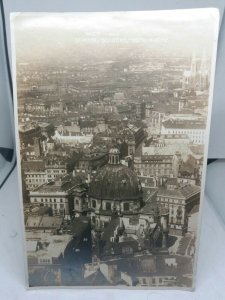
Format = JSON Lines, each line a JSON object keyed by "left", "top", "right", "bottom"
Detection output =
{"left": 11, "top": 10, "right": 218, "bottom": 289}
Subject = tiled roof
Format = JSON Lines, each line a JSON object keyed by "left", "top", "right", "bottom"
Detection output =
{"left": 31, "top": 174, "right": 82, "bottom": 193}
{"left": 39, "top": 216, "right": 63, "bottom": 228}
{"left": 23, "top": 160, "right": 45, "bottom": 172}
{"left": 26, "top": 215, "right": 63, "bottom": 229}
{"left": 158, "top": 185, "right": 200, "bottom": 199}
{"left": 26, "top": 216, "right": 42, "bottom": 227}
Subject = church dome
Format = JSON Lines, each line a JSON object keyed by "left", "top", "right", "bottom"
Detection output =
{"left": 89, "top": 163, "right": 142, "bottom": 201}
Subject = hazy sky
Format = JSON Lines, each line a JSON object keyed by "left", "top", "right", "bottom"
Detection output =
{"left": 11, "top": 10, "right": 218, "bottom": 63}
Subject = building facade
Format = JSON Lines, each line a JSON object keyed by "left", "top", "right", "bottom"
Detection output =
{"left": 161, "top": 119, "right": 205, "bottom": 145}
{"left": 157, "top": 184, "right": 200, "bottom": 235}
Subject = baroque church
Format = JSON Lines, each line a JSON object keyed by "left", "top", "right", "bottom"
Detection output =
{"left": 73, "top": 147, "right": 169, "bottom": 258}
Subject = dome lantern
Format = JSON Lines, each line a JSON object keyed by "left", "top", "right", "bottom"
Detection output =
{"left": 108, "top": 148, "right": 120, "bottom": 165}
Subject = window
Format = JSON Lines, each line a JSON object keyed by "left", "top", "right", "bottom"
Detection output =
{"left": 124, "top": 203, "right": 130, "bottom": 211}
{"left": 92, "top": 200, "right": 96, "bottom": 208}
{"left": 106, "top": 202, "right": 111, "bottom": 210}
{"left": 122, "top": 246, "right": 133, "bottom": 255}
{"left": 40, "top": 258, "right": 50, "bottom": 264}
{"left": 142, "top": 278, "right": 147, "bottom": 285}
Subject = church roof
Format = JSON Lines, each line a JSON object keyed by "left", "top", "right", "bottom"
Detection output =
{"left": 89, "top": 164, "right": 142, "bottom": 201}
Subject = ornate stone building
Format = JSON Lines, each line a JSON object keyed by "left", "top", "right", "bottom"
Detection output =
{"left": 88, "top": 148, "right": 143, "bottom": 229}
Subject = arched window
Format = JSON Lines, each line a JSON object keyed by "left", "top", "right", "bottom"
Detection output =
{"left": 92, "top": 200, "right": 96, "bottom": 208}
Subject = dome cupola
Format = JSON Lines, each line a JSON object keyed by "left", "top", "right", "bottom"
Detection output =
{"left": 108, "top": 147, "right": 120, "bottom": 165}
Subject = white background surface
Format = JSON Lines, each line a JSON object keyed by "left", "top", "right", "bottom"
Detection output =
{"left": 0, "top": 165, "right": 225, "bottom": 300}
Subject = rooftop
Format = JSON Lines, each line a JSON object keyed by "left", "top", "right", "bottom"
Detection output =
{"left": 162, "top": 119, "right": 205, "bottom": 130}
{"left": 66, "top": 216, "right": 90, "bottom": 237}
{"left": 23, "top": 160, "right": 45, "bottom": 172}
{"left": 26, "top": 215, "right": 63, "bottom": 229}
{"left": 104, "top": 254, "right": 193, "bottom": 279}
{"left": 158, "top": 185, "right": 200, "bottom": 200}
{"left": 27, "top": 234, "right": 72, "bottom": 258}
{"left": 30, "top": 174, "right": 81, "bottom": 194}
{"left": 39, "top": 216, "right": 63, "bottom": 229}
{"left": 142, "top": 142, "right": 191, "bottom": 157}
